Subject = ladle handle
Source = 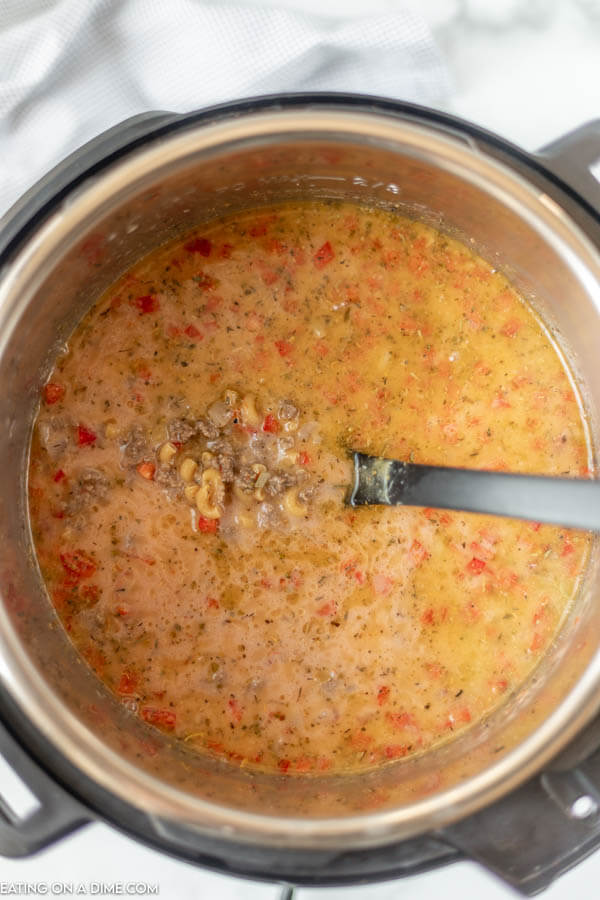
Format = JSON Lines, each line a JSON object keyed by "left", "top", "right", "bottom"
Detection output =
{"left": 350, "top": 454, "right": 600, "bottom": 531}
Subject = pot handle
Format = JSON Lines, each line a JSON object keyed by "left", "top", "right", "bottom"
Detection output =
{"left": 440, "top": 719, "right": 600, "bottom": 895}
{"left": 0, "top": 716, "right": 90, "bottom": 857}
{"left": 538, "top": 120, "right": 600, "bottom": 213}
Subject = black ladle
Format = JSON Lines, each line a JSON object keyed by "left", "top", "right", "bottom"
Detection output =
{"left": 347, "top": 452, "right": 600, "bottom": 531}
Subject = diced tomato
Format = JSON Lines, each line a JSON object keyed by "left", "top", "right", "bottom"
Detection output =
{"left": 193, "top": 273, "right": 216, "bottom": 291}
{"left": 421, "top": 607, "right": 435, "bottom": 626}
{"left": 228, "top": 698, "right": 243, "bottom": 724}
{"left": 341, "top": 559, "right": 366, "bottom": 585}
{"left": 298, "top": 451, "right": 311, "bottom": 466}
{"left": 80, "top": 584, "right": 100, "bottom": 607}
{"left": 136, "top": 461, "right": 156, "bottom": 480}
{"left": 131, "top": 294, "right": 159, "bottom": 314}
{"left": 249, "top": 215, "right": 277, "bottom": 237}
{"left": 77, "top": 424, "right": 97, "bottom": 447}
{"left": 136, "top": 365, "right": 152, "bottom": 382}
{"left": 44, "top": 382, "right": 64, "bottom": 405}
{"left": 60, "top": 549, "right": 96, "bottom": 580}
{"left": 259, "top": 265, "right": 278, "bottom": 286}
{"left": 118, "top": 671, "right": 138, "bottom": 695}
{"left": 184, "top": 237, "right": 212, "bottom": 256}
{"left": 492, "top": 391, "right": 511, "bottom": 409}
{"left": 384, "top": 744, "right": 409, "bottom": 759}
{"left": 313, "top": 241, "right": 334, "bottom": 268}
{"left": 561, "top": 537, "right": 575, "bottom": 556}
{"left": 53, "top": 469, "right": 66, "bottom": 483}
{"left": 274, "top": 339, "right": 293, "bottom": 357}
{"left": 267, "top": 238, "right": 287, "bottom": 255}
{"left": 372, "top": 573, "right": 393, "bottom": 595}
{"left": 226, "top": 750, "right": 244, "bottom": 764}
{"left": 501, "top": 319, "right": 521, "bottom": 338}
{"left": 184, "top": 324, "right": 203, "bottom": 339}
{"left": 424, "top": 661, "right": 443, "bottom": 679}
{"left": 377, "top": 685, "right": 390, "bottom": 706}
{"left": 206, "top": 597, "right": 219, "bottom": 609}
{"left": 496, "top": 570, "right": 519, "bottom": 592}
{"left": 530, "top": 632, "right": 545, "bottom": 652}
{"left": 262, "top": 413, "right": 280, "bottom": 434}
{"left": 277, "top": 758, "right": 291, "bottom": 773}
{"left": 386, "top": 711, "right": 416, "bottom": 730}
{"left": 141, "top": 707, "right": 176, "bottom": 730}
{"left": 446, "top": 707, "right": 472, "bottom": 729}
{"left": 350, "top": 731, "right": 373, "bottom": 750}
{"left": 409, "top": 540, "right": 430, "bottom": 566}
{"left": 83, "top": 645, "right": 106, "bottom": 672}
{"left": 197, "top": 516, "right": 218, "bottom": 534}
{"left": 467, "top": 557, "right": 486, "bottom": 574}
{"left": 317, "top": 601, "right": 336, "bottom": 617}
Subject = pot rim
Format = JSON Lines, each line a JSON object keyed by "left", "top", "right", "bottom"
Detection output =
{"left": 2, "top": 96, "right": 600, "bottom": 850}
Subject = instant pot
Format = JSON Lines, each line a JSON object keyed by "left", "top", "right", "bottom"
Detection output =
{"left": 1, "top": 94, "right": 600, "bottom": 895}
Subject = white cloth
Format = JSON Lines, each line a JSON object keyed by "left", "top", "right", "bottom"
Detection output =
{"left": 0, "top": 0, "right": 450, "bottom": 216}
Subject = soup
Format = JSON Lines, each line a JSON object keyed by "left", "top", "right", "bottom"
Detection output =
{"left": 28, "top": 202, "right": 591, "bottom": 775}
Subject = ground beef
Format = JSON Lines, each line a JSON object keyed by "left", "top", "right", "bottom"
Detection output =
{"left": 217, "top": 453, "right": 235, "bottom": 483}
{"left": 265, "top": 470, "right": 297, "bottom": 497}
{"left": 195, "top": 417, "right": 219, "bottom": 440}
{"left": 66, "top": 468, "right": 110, "bottom": 515}
{"left": 208, "top": 438, "right": 235, "bottom": 482}
{"left": 235, "top": 465, "right": 257, "bottom": 493}
{"left": 167, "top": 418, "right": 196, "bottom": 444}
{"left": 210, "top": 438, "right": 233, "bottom": 456}
{"left": 278, "top": 401, "right": 298, "bottom": 420}
{"left": 78, "top": 468, "right": 110, "bottom": 498}
{"left": 122, "top": 425, "right": 147, "bottom": 463}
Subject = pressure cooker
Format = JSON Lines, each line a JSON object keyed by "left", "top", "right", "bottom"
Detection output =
{"left": 1, "top": 94, "right": 600, "bottom": 895}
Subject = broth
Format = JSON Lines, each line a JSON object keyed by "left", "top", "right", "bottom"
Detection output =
{"left": 28, "top": 201, "right": 591, "bottom": 775}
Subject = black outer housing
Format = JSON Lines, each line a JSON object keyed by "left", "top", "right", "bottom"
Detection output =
{"left": 1, "top": 93, "right": 600, "bottom": 894}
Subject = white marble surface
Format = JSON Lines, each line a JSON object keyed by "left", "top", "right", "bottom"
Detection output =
{"left": 1, "top": 0, "right": 600, "bottom": 898}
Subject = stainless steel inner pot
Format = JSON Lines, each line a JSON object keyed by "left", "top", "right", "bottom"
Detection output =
{"left": 1, "top": 99, "right": 600, "bottom": 860}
